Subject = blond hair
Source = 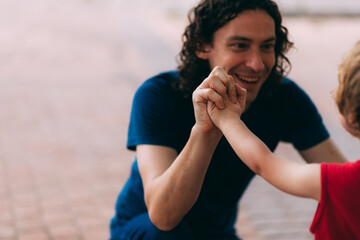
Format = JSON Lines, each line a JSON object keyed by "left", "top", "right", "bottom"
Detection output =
{"left": 336, "top": 41, "right": 360, "bottom": 131}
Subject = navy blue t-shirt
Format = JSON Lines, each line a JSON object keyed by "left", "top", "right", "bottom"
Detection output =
{"left": 113, "top": 71, "right": 329, "bottom": 238}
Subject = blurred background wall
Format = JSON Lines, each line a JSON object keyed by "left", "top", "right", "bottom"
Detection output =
{"left": 277, "top": 0, "right": 360, "bottom": 15}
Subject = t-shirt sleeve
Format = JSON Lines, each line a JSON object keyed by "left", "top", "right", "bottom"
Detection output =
{"left": 281, "top": 82, "right": 329, "bottom": 150}
{"left": 310, "top": 160, "right": 360, "bottom": 235}
{"left": 323, "top": 160, "right": 360, "bottom": 196}
{"left": 126, "top": 78, "right": 178, "bottom": 151}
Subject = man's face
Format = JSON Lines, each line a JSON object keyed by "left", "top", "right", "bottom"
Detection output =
{"left": 198, "top": 9, "right": 276, "bottom": 108}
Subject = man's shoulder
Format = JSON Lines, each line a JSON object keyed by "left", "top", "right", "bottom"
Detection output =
{"left": 134, "top": 70, "right": 183, "bottom": 105}
{"left": 279, "top": 77, "right": 301, "bottom": 90}
{"left": 143, "top": 70, "right": 180, "bottom": 86}
{"left": 135, "top": 70, "right": 179, "bottom": 95}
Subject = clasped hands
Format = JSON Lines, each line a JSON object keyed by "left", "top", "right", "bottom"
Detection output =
{"left": 192, "top": 66, "right": 247, "bottom": 133}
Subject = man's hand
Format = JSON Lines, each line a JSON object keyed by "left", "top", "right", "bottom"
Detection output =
{"left": 192, "top": 66, "right": 237, "bottom": 133}
{"left": 207, "top": 84, "right": 247, "bottom": 129}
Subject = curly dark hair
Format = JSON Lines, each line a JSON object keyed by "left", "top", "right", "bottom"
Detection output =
{"left": 173, "top": 0, "right": 294, "bottom": 99}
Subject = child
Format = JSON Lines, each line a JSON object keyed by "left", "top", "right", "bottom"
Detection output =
{"left": 207, "top": 41, "right": 360, "bottom": 239}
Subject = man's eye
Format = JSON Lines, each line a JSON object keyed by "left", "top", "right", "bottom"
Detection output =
{"left": 263, "top": 44, "right": 275, "bottom": 50}
{"left": 230, "top": 43, "right": 248, "bottom": 50}
{"left": 235, "top": 43, "right": 248, "bottom": 48}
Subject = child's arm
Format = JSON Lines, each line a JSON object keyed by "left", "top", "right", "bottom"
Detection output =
{"left": 221, "top": 116, "right": 321, "bottom": 201}
{"left": 208, "top": 87, "right": 321, "bottom": 201}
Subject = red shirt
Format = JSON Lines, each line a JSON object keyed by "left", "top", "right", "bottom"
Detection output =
{"left": 310, "top": 160, "right": 360, "bottom": 239}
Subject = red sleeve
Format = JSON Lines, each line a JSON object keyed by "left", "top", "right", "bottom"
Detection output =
{"left": 310, "top": 160, "right": 360, "bottom": 239}
{"left": 309, "top": 163, "right": 328, "bottom": 233}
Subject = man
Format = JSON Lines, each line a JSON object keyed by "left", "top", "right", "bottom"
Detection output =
{"left": 110, "top": 0, "right": 346, "bottom": 239}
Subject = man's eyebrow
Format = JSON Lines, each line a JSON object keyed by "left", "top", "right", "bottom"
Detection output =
{"left": 264, "top": 37, "right": 277, "bottom": 42}
{"left": 226, "top": 36, "right": 277, "bottom": 42}
{"left": 226, "top": 36, "right": 252, "bottom": 42}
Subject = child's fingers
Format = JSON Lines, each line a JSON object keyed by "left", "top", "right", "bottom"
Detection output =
{"left": 235, "top": 84, "right": 246, "bottom": 98}
{"left": 227, "top": 75, "right": 237, "bottom": 104}
{"left": 235, "top": 84, "right": 247, "bottom": 109}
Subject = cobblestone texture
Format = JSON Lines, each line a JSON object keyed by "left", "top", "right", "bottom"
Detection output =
{"left": 0, "top": 1, "right": 359, "bottom": 240}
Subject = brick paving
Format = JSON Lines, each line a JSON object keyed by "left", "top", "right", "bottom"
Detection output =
{"left": 0, "top": 1, "right": 359, "bottom": 240}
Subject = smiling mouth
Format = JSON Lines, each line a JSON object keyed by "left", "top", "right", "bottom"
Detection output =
{"left": 234, "top": 73, "right": 260, "bottom": 84}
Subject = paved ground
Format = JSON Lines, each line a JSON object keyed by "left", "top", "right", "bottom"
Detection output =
{"left": 0, "top": 1, "right": 360, "bottom": 239}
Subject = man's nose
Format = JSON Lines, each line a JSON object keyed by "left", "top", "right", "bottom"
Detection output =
{"left": 245, "top": 51, "right": 265, "bottom": 72}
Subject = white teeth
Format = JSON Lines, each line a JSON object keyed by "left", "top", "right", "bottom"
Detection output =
{"left": 240, "top": 76, "right": 259, "bottom": 82}
{"left": 235, "top": 74, "right": 260, "bottom": 83}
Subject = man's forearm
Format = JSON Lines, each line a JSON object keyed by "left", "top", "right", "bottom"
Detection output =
{"left": 299, "top": 138, "right": 347, "bottom": 164}
{"left": 146, "top": 125, "right": 222, "bottom": 231}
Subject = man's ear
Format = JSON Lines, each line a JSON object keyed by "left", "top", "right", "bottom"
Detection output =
{"left": 196, "top": 44, "right": 211, "bottom": 60}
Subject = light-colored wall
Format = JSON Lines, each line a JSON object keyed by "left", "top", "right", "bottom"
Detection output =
{"left": 276, "top": 0, "right": 360, "bottom": 15}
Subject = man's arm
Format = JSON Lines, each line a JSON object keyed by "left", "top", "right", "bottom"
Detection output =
{"left": 137, "top": 126, "right": 220, "bottom": 231}
{"left": 299, "top": 138, "right": 347, "bottom": 164}
{"left": 137, "top": 67, "right": 236, "bottom": 231}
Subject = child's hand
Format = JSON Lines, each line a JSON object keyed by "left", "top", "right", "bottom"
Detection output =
{"left": 207, "top": 84, "right": 247, "bottom": 129}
